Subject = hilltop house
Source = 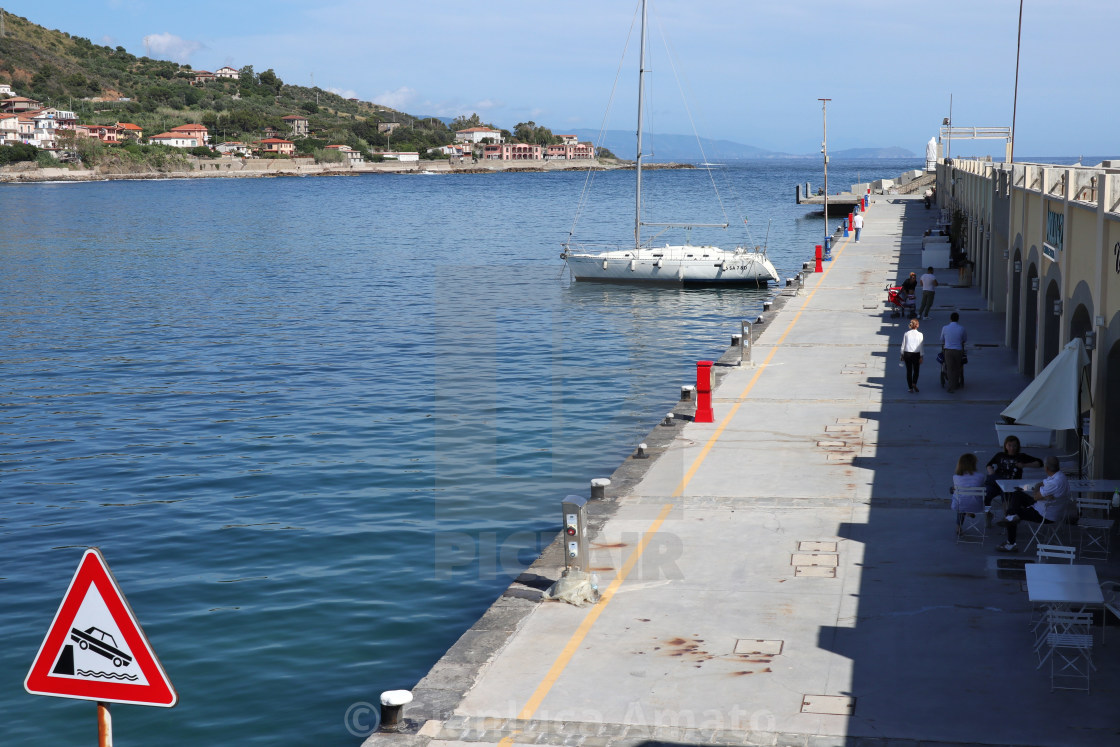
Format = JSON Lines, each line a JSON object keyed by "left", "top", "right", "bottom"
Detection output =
{"left": 377, "top": 122, "right": 402, "bottom": 134}
{"left": 282, "top": 114, "right": 309, "bottom": 137}
{"left": 170, "top": 124, "right": 209, "bottom": 145}
{"left": 149, "top": 132, "right": 201, "bottom": 148}
{"left": 0, "top": 84, "right": 12, "bottom": 96}
{"left": 85, "top": 124, "right": 122, "bottom": 144}
{"left": 215, "top": 66, "right": 240, "bottom": 80}
{"left": 325, "top": 144, "right": 363, "bottom": 166}
{"left": 257, "top": 137, "right": 295, "bottom": 156}
{"left": 1, "top": 96, "right": 43, "bottom": 113}
{"left": 116, "top": 122, "right": 143, "bottom": 140}
{"left": 454, "top": 126, "right": 504, "bottom": 144}
{"left": 0, "top": 113, "right": 20, "bottom": 143}
{"left": 191, "top": 70, "right": 217, "bottom": 85}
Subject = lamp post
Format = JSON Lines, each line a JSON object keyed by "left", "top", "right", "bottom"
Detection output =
{"left": 1010, "top": 0, "right": 1023, "bottom": 162}
{"left": 819, "top": 98, "right": 831, "bottom": 247}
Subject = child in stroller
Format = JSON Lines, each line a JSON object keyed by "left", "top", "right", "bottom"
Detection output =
{"left": 885, "top": 284, "right": 916, "bottom": 320}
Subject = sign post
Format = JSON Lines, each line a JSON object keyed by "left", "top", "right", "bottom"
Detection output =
{"left": 25, "top": 548, "right": 177, "bottom": 744}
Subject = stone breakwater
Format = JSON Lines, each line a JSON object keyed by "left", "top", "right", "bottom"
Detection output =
{"left": 0, "top": 157, "right": 691, "bottom": 183}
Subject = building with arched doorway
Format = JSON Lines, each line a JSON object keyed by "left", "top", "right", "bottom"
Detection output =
{"left": 936, "top": 158, "right": 1120, "bottom": 478}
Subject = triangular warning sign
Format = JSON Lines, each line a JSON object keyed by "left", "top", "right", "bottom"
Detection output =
{"left": 25, "top": 548, "right": 177, "bottom": 707}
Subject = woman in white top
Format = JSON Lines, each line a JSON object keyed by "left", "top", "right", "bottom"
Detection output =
{"left": 900, "top": 317, "right": 924, "bottom": 393}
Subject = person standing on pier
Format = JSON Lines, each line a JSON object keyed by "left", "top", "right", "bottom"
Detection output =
{"left": 852, "top": 212, "right": 864, "bottom": 242}
{"left": 900, "top": 318, "right": 924, "bottom": 393}
{"left": 939, "top": 312, "right": 967, "bottom": 393}
{"left": 917, "top": 267, "right": 938, "bottom": 319}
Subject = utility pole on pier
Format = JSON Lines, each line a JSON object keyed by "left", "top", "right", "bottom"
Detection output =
{"left": 819, "top": 98, "right": 831, "bottom": 246}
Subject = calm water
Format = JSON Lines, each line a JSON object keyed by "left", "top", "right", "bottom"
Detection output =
{"left": 0, "top": 158, "right": 919, "bottom": 745}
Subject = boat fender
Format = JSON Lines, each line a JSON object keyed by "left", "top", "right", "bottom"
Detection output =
{"left": 629, "top": 260, "right": 637, "bottom": 271}
{"left": 602, "top": 260, "right": 609, "bottom": 270}
{"left": 655, "top": 258, "right": 663, "bottom": 269}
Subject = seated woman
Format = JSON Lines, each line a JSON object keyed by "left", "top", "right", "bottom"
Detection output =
{"left": 985, "top": 435, "right": 1043, "bottom": 510}
{"left": 951, "top": 453, "right": 987, "bottom": 534}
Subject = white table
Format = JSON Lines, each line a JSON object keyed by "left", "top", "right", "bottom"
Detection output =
{"left": 997, "top": 479, "right": 1040, "bottom": 495}
{"left": 1025, "top": 564, "right": 1103, "bottom": 609}
{"left": 1068, "top": 479, "right": 1120, "bottom": 495}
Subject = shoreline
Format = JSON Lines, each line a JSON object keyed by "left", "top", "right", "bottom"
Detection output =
{"left": 0, "top": 158, "right": 693, "bottom": 184}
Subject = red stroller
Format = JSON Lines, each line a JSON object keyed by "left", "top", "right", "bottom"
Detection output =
{"left": 885, "top": 284, "right": 917, "bottom": 320}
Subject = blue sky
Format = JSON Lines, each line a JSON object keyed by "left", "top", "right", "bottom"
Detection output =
{"left": 4, "top": 0, "right": 1117, "bottom": 158}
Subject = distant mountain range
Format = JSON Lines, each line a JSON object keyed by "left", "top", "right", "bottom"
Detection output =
{"left": 566, "top": 129, "right": 915, "bottom": 162}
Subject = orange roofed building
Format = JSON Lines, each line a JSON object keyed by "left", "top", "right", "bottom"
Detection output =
{"left": 116, "top": 122, "right": 143, "bottom": 140}
{"left": 256, "top": 138, "right": 295, "bottom": 156}
{"left": 170, "top": 124, "right": 209, "bottom": 145}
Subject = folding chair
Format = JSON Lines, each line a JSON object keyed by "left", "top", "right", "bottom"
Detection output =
{"left": 952, "top": 486, "right": 988, "bottom": 545}
{"left": 1100, "top": 581, "right": 1120, "bottom": 644}
{"left": 1022, "top": 503, "right": 1077, "bottom": 552}
{"left": 1076, "top": 496, "right": 1114, "bottom": 561}
{"left": 1040, "top": 610, "right": 1096, "bottom": 692}
{"left": 1036, "top": 544, "right": 1077, "bottom": 564}
{"left": 1035, "top": 611, "right": 1094, "bottom": 690}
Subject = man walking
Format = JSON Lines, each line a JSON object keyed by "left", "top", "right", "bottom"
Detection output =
{"left": 917, "top": 266, "right": 938, "bottom": 319}
{"left": 940, "top": 312, "right": 967, "bottom": 393}
{"left": 852, "top": 212, "right": 864, "bottom": 242}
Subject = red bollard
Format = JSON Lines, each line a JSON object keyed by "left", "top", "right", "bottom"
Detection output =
{"left": 694, "top": 361, "right": 714, "bottom": 423}
{"left": 848, "top": 213, "right": 853, "bottom": 231}
{"left": 815, "top": 244, "right": 823, "bottom": 273}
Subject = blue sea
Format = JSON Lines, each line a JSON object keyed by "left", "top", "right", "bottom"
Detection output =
{"left": 0, "top": 157, "right": 920, "bottom": 745}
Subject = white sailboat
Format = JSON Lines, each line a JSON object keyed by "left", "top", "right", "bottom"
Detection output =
{"left": 561, "top": 0, "right": 778, "bottom": 286}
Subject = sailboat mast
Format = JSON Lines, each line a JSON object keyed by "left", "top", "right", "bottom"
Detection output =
{"left": 634, "top": 0, "right": 647, "bottom": 251}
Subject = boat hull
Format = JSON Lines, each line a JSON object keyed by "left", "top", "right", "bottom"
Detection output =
{"left": 562, "top": 246, "right": 779, "bottom": 286}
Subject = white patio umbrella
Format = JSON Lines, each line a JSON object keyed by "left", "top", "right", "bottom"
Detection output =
{"left": 1000, "top": 338, "right": 1090, "bottom": 430}
{"left": 1001, "top": 338, "right": 1092, "bottom": 475}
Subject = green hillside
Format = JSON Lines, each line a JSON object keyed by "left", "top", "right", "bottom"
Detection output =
{"left": 0, "top": 10, "right": 464, "bottom": 157}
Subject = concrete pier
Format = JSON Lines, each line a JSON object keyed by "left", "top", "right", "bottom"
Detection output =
{"left": 366, "top": 195, "right": 1119, "bottom": 747}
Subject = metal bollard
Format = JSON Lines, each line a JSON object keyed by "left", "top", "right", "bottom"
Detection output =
{"left": 662, "top": 412, "right": 675, "bottom": 426}
{"left": 740, "top": 320, "right": 753, "bottom": 366}
{"left": 635, "top": 442, "right": 648, "bottom": 459}
{"left": 380, "top": 690, "right": 414, "bottom": 732}
{"left": 731, "top": 333, "right": 741, "bottom": 347}
{"left": 590, "top": 478, "right": 610, "bottom": 500}
{"left": 680, "top": 385, "right": 695, "bottom": 401}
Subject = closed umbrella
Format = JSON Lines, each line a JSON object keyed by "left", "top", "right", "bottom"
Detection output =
{"left": 1001, "top": 338, "right": 1090, "bottom": 430}
{"left": 1001, "top": 338, "right": 1092, "bottom": 475}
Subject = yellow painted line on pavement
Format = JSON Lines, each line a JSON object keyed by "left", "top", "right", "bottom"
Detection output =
{"left": 502, "top": 234, "right": 856, "bottom": 730}
{"left": 510, "top": 502, "right": 674, "bottom": 724}
{"left": 670, "top": 234, "right": 851, "bottom": 497}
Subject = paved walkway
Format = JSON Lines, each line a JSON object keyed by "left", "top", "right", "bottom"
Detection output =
{"left": 367, "top": 196, "right": 1120, "bottom": 747}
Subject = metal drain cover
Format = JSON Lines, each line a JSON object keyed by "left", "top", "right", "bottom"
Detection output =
{"left": 801, "top": 694, "right": 856, "bottom": 715}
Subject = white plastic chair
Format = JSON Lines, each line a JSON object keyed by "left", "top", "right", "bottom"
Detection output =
{"left": 952, "top": 486, "right": 988, "bottom": 544}
{"left": 1076, "top": 496, "right": 1114, "bottom": 561}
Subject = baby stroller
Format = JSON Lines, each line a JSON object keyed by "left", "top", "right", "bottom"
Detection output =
{"left": 885, "top": 284, "right": 917, "bottom": 320}
{"left": 937, "top": 350, "right": 967, "bottom": 389}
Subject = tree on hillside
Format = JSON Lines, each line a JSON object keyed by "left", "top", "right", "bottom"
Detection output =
{"left": 450, "top": 113, "right": 483, "bottom": 132}
{"left": 512, "top": 121, "right": 557, "bottom": 146}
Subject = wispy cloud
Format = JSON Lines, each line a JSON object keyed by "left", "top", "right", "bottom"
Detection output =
{"left": 142, "top": 32, "right": 202, "bottom": 64}
{"left": 374, "top": 86, "right": 418, "bottom": 111}
{"left": 328, "top": 87, "right": 359, "bottom": 100}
